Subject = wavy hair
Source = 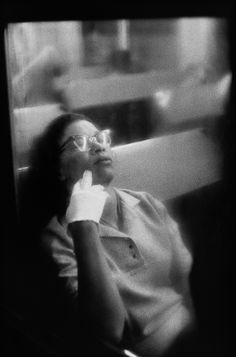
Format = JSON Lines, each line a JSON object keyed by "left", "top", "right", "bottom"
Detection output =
{"left": 30, "top": 112, "right": 92, "bottom": 222}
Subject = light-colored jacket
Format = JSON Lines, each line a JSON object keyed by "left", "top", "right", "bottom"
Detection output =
{"left": 42, "top": 188, "right": 194, "bottom": 355}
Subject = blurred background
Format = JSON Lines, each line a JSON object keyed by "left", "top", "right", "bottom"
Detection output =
{"left": 3, "top": 18, "right": 234, "bottom": 357}
{"left": 5, "top": 18, "right": 231, "bottom": 168}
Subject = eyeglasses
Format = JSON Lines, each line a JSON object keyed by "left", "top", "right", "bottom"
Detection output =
{"left": 59, "top": 129, "right": 112, "bottom": 153}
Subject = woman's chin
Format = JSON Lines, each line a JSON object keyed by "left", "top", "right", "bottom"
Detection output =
{"left": 92, "top": 168, "right": 114, "bottom": 186}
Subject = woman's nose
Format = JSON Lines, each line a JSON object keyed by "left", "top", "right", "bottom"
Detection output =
{"left": 90, "top": 139, "right": 106, "bottom": 153}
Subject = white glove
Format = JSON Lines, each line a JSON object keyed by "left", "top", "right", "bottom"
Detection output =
{"left": 66, "top": 170, "right": 109, "bottom": 224}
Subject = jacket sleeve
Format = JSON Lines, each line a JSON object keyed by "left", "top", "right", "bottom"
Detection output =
{"left": 145, "top": 192, "right": 193, "bottom": 294}
{"left": 41, "top": 218, "right": 78, "bottom": 303}
{"left": 164, "top": 211, "right": 193, "bottom": 285}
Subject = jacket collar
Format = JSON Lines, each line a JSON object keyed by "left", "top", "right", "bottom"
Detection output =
{"left": 99, "top": 188, "right": 140, "bottom": 238}
{"left": 114, "top": 188, "right": 140, "bottom": 208}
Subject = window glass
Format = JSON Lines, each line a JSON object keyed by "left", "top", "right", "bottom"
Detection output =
{"left": 5, "top": 19, "right": 230, "bottom": 169}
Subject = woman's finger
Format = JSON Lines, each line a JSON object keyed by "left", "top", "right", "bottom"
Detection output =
{"left": 72, "top": 179, "right": 82, "bottom": 194}
{"left": 80, "top": 170, "right": 92, "bottom": 190}
{"left": 92, "top": 184, "right": 104, "bottom": 192}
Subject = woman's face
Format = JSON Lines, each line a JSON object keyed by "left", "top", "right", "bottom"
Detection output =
{"left": 58, "top": 120, "right": 114, "bottom": 187}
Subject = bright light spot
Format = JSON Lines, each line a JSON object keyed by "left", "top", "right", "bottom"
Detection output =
{"left": 155, "top": 90, "right": 172, "bottom": 108}
{"left": 124, "top": 349, "right": 140, "bottom": 357}
{"left": 217, "top": 73, "right": 232, "bottom": 98}
{"left": 18, "top": 166, "right": 30, "bottom": 172}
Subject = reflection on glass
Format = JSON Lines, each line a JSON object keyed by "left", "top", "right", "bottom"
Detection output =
{"left": 5, "top": 18, "right": 231, "bottom": 170}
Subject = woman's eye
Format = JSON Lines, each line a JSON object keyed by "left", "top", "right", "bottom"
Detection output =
{"left": 66, "top": 141, "right": 79, "bottom": 151}
{"left": 75, "top": 137, "right": 86, "bottom": 147}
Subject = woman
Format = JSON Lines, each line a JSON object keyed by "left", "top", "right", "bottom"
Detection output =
{"left": 34, "top": 112, "right": 195, "bottom": 357}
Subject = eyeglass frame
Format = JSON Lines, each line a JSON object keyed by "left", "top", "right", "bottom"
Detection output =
{"left": 58, "top": 129, "right": 112, "bottom": 154}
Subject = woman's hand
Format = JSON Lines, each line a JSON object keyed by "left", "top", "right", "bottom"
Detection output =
{"left": 66, "top": 170, "right": 109, "bottom": 224}
{"left": 64, "top": 170, "right": 126, "bottom": 343}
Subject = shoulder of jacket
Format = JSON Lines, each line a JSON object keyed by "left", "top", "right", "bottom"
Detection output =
{"left": 41, "top": 215, "right": 70, "bottom": 247}
{"left": 117, "top": 188, "right": 166, "bottom": 211}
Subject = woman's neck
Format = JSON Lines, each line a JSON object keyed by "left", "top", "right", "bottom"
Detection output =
{"left": 101, "top": 186, "right": 120, "bottom": 230}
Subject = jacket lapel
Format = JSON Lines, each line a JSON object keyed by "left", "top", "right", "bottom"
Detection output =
{"left": 99, "top": 188, "right": 141, "bottom": 239}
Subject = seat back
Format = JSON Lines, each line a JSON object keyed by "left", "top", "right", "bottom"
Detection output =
{"left": 13, "top": 105, "right": 221, "bottom": 199}
{"left": 112, "top": 128, "right": 221, "bottom": 200}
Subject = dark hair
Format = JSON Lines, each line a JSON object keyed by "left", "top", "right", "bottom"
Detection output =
{"left": 30, "top": 112, "right": 93, "bottom": 222}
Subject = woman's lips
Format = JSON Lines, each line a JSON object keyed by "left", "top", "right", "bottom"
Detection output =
{"left": 94, "top": 157, "right": 112, "bottom": 166}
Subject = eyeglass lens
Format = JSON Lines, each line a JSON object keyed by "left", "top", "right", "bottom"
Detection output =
{"left": 74, "top": 130, "right": 111, "bottom": 151}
